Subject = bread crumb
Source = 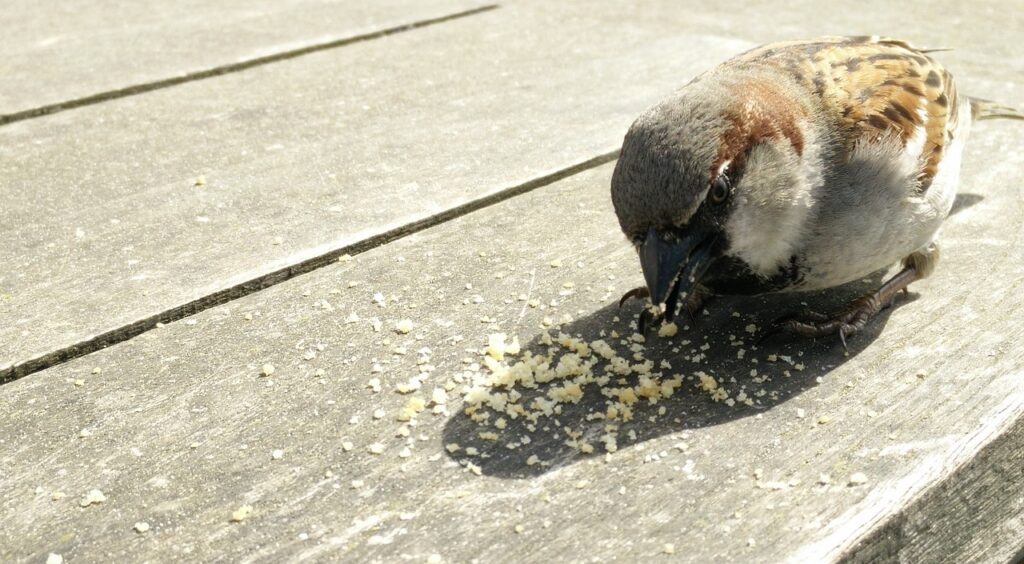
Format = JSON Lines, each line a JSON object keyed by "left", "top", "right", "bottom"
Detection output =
{"left": 395, "top": 319, "right": 414, "bottom": 334}
{"left": 338, "top": 254, "right": 353, "bottom": 262}
{"left": 194, "top": 175, "right": 206, "bottom": 186}
{"left": 47, "top": 555, "right": 63, "bottom": 564}
{"left": 549, "top": 259, "right": 562, "bottom": 268}
{"left": 341, "top": 441, "right": 354, "bottom": 451}
{"left": 657, "top": 322, "right": 678, "bottom": 337}
{"left": 398, "top": 397, "right": 426, "bottom": 421}
{"left": 260, "top": 363, "right": 275, "bottom": 377}
{"left": 351, "top": 479, "right": 365, "bottom": 489}
{"left": 271, "top": 449, "right": 284, "bottom": 460}
{"left": 915, "top": 369, "right": 928, "bottom": 379}
{"left": 526, "top": 455, "right": 540, "bottom": 466}
{"left": 79, "top": 489, "right": 106, "bottom": 507}
{"left": 486, "top": 333, "right": 508, "bottom": 360}
{"left": 796, "top": 408, "right": 806, "bottom": 419}
{"left": 368, "top": 443, "right": 385, "bottom": 455}
{"left": 663, "top": 544, "right": 675, "bottom": 555}
{"left": 817, "top": 415, "right": 830, "bottom": 425}
{"left": 514, "top": 524, "right": 525, "bottom": 534}
{"left": 230, "top": 505, "right": 253, "bottom": 522}
{"left": 134, "top": 522, "right": 151, "bottom": 533}
{"left": 849, "top": 472, "right": 868, "bottom": 486}
{"left": 818, "top": 473, "right": 831, "bottom": 485}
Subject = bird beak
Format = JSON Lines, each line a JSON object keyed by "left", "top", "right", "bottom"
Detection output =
{"left": 639, "top": 226, "right": 716, "bottom": 321}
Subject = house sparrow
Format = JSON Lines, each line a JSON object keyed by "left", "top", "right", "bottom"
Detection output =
{"left": 612, "top": 36, "right": 1022, "bottom": 347}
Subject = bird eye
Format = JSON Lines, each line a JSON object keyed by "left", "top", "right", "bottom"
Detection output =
{"left": 709, "top": 175, "right": 730, "bottom": 205}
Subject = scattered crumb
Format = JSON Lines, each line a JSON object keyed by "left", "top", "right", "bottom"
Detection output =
{"left": 849, "top": 472, "right": 869, "bottom": 486}
{"left": 260, "top": 363, "right": 275, "bottom": 377}
{"left": 368, "top": 443, "right": 385, "bottom": 455}
{"left": 79, "top": 489, "right": 106, "bottom": 507}
{"left": 395, "top": 319, "right": 414, "bottom": 334}
{"left": 817, "top": 415, "right": 830, "bottom": 425}
{"left": 663, "top": 544, "right": 675, "bottom": 555}
{"left": 549, "top": 259, "right": 562, "bottom": 268}
{"left": 47, "top": 554, "right": 63, "bottom": 564}
{"left": 657, "top": 322, "right": 678, "bottom": 338}
{"left": 818, "top": 473, "right": 832, "bottom": 485}
{"left": 134, "top": 522, "right": 151, "bottom": 533}
{"left": 915, "top": 369, "right": 928, "bottom": 380}
{"left": 194, "top": 175, "right": 206, "bottom": 186}
{"left": 230, "top": 505, "right": 253, "bottom": 522}
{"left": 271, "top": 449, "right": 284, "bottom": 460}
{"left": 338, "top": 254, "right": 353, "bottom": 262}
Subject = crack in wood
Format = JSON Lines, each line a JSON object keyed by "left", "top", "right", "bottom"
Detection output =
{"left": 0, "top": 148, "right": 619, "bottom": 384}
{"left": 0, "top": 4, "right": 499, "bottom": 127}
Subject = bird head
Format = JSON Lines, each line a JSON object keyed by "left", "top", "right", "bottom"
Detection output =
{"left": 611, "top": 69, "right": 819, "bottom": 322}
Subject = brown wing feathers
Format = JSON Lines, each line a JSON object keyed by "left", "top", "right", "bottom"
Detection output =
{"left": 725, "top": 36, "right": 958, "bottom": 191}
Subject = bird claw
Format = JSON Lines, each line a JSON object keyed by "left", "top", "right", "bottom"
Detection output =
{"left": 759, "top": 298, "right": 881, "bottom": 352}
{"left": 619, "top": 286, "right": 650, "bottom": 309}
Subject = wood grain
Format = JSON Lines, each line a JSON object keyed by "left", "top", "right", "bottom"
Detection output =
{"left": 2, "top": 146, "right": 1022, "bottom": 561}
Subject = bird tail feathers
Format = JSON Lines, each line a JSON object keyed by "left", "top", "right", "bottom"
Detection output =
{"left": 970, "top": 97, "right": 1024, "bottom": 121}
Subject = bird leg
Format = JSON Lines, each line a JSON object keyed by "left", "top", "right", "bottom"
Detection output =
{"left": 761, "top": 244, "right": 938, "bottom": 350}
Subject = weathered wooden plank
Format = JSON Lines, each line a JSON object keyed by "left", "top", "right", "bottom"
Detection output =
{"left": 0, "top": 3, "right": 753, "bottom": 377}
{"left": 2, "top": 109, "right": 1023, "bottom": 560}
{"left": 0, "top": 0, "right": 489, "bottom": 120}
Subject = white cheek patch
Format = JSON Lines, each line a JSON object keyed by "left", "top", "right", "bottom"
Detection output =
{"left": 725, "top": 137, "right": 819, "bottom": 277}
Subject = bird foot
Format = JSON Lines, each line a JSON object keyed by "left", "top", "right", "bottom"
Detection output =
{"left": 759, "top": 261, "right": 926, "bottom": 351}
{"left": 760, "top": 295, "right": 892, "bottom": 351}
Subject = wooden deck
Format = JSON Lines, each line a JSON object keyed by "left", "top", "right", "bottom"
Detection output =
{"left": 2, "top": 1, "right": 1023, "bottom": 562}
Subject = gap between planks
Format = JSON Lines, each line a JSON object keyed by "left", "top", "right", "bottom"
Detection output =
{"left": 0, "top": 150, "right": 619, "bottom": 385}
{"left": 0, "top": 4, "right": 498, "bottom": 127}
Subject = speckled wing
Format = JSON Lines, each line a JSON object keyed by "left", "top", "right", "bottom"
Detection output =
{"left": 724, "top": 36, "right": 960, "bottom": 192}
